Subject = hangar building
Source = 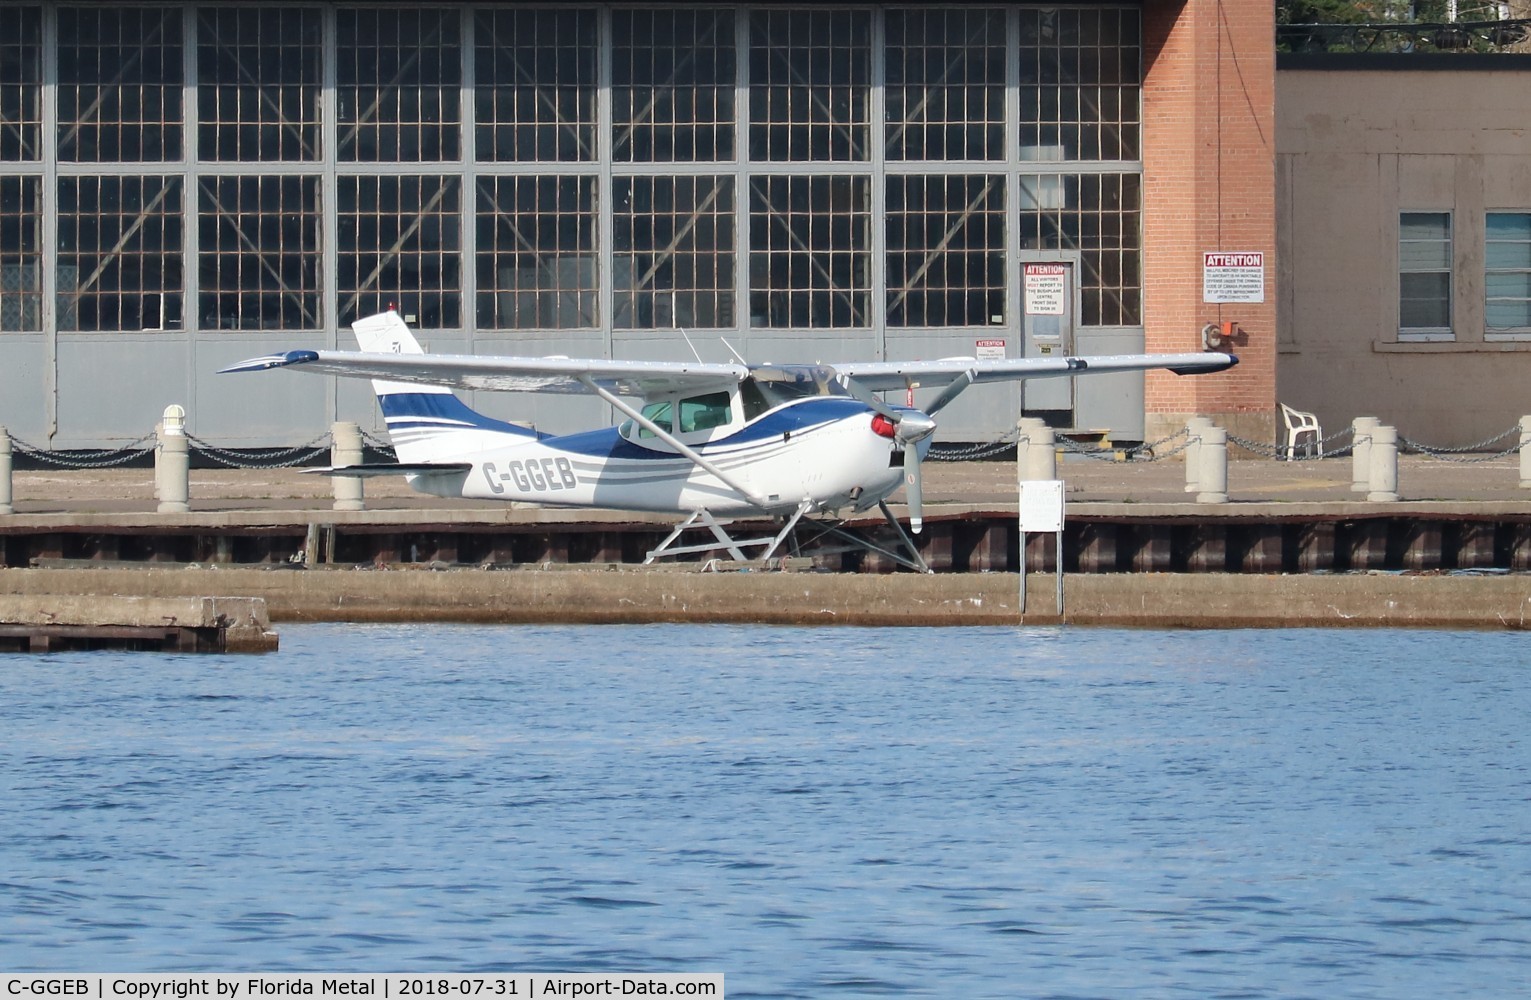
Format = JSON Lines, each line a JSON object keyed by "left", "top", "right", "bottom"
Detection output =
{"left": 0, "top": 1, "right": 1273, "bottom": 449}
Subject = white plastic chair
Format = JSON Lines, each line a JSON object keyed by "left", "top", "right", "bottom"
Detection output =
{"left": 1280, "top": 403, "right": 1322, "bottom": 460}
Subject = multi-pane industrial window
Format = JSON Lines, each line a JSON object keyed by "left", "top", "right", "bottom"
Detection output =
{"left": 1399, "top": 212, "right": 1452, "bottom": 339}
{"left": 476, "top": 9, "right": 597, "bottom": 162}
{"left": 57, "top": 6, "right": 183, "bottom": 162}
{"left": 612, "top": 9, "right": 736, "bottom": 163}
{"left": 0, "top": 176, "right": 40, "bottom": 330}
{"left": 56, "top": 176, "right": 183, "bottom": 332}
{"left": 1485, "top": 213, "right": 1531, "bottom": 336}
{"left": 1018, "top": 173, "right": 1141, "bottom": 326}
{"left": 1019, "top": 6, "right": 1141, "bottom": 162}
{"left": 5, "top": 4, "right": 1147, "bottom": 337}
{"left": 614, "top": 176, "right": 735, "bottom": 329}
{"left": 338, "top": 176, "right": 461, "bottom": 327}
{"left": 750, "top": 176, "right": 870, "bottom": 328}
{"left": 337, "top": 9, "right": 460, "bottom": 162}
{"left": 885, "top": 9, "right": 1006, "bottom": 162}
{"left": 199, "top": 177, "right": 320, "bottom": 331}
{"left": 887, "top": 176, "right": 1006, "bottom": 328}
{"left": 475, "top": 176, "right": 598, "bottom": 329}
{"left": 198, "top": 8, "right": 322, "bottom": 162}
{"left": 0, "top": 6, "right": 41, "bottom": 162}
{"left": 750, "top": 10, "right": 871, "bottom": 162}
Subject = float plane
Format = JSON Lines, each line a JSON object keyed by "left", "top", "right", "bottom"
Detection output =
{"left": 223, "top": 311, "right": 1236, "bottom": 571}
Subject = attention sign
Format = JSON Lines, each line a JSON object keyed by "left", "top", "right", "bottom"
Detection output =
{"left": 1024, "top": 263, "right": 1069, "bottom": 315}
{"left": 1202, "top": 251, "right": 1265, "bottom": 303}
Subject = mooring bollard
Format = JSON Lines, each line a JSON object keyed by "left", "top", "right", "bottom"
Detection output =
{"left": 1351, "top": 416, "right": 1379, "bottom": 493}
{"left": 1520, "top": 416, "right": 1531, "bottom": 488}
{"left": 1196, "top": 425, "right": 1228, "bottom": 504}
{"left": 1367, "top": 424, "right": 1399, "bottom": 502}
{"left": 1185, "top": 416, "right": 1213, "bottom": 493}
{"left": 331, "top": 421, "right": 365, "bottom": 512}
{"left": 156, "top": 404, "right": 190, "bottom": 514}
{"left": 1015, "top": 417, "right": 1034, "bottom": 482}
{"left": 0, "top": 425, "right": 12, "bottom": 515}
{"left": 1016, "top": 418, "right": 1047, "bottom": 481}
{"left": 1021, "top": 419, "right": 1056, "bottom": 482}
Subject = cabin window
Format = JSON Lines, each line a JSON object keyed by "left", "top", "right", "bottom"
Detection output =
{"left": 678, "top": 391, "right": 733, "bottom": 433}
{"left": 636, "top": 399, "right": 673, "bottom": 438}
{"left": 740, "top": 380, "right": 772, "bottom": 421}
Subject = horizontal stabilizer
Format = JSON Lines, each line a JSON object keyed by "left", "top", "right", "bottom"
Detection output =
{"left": 303, "top": 463, "right": 474, "bottom": 478}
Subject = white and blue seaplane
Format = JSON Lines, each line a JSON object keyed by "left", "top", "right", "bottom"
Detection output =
{"left": 223, "top": 311, "right": 1236, "bottom": 571}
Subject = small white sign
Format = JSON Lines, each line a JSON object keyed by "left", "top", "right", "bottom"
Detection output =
{"left": 1024, "top": 263, "right": 1069, "bottom": 316}
{"left": 975, "top": 338, "right": 1006, "bottom": 360}
{"left": 1018, "top": 479, "right": 1065, "bottom": 533}
{"left": 1203, "top": 251, "right": 1265, "bottom": 303}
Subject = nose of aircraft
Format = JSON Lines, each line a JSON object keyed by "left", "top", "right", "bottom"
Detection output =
{"left": 894, "top": 411, "right": 937, "bottom": 446}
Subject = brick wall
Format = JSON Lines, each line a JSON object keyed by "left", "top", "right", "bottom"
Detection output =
{"left": 1141, "top": 0, "right": 1276, "bottom": 443}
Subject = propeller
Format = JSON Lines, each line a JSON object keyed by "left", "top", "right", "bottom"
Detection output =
{"left": 837, "top": 370, "right": 974, "bottom": 534}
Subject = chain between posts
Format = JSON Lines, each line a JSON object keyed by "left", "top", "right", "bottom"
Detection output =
{"left": 8, "top": 419, "right": 1531, "bottom": 470}
{"left": 928, "top": 430, "right": 1019, "bottom": 462}
{"left": 1398, "top": 426, "right": 1523, "bottom": 462}
{"left": 9, "top": 433, "right": 156, "bottom": 468}
{"left": 358, "top": 428, "right": 398, "bottom": 459}
{"left": 187, "top": 433, "right": 334, "bottom": 469}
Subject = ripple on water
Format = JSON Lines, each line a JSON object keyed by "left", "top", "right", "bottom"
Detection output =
{"left": 2, "top": 624, "right": 1530, "bottom": 998}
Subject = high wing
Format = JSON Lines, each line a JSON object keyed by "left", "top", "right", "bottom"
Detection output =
{"left": 220, "top": 349, "right": 749, "bottom": 398}
{"left": 224, "top": 347, "right": 1236, "bottom": 396}
{"left": 827, "top": 352, "right": 1237, "bottom": 392}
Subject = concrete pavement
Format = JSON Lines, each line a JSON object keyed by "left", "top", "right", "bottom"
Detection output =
{"left": 4, "top": 451, "right": 1529, "bottom": 516}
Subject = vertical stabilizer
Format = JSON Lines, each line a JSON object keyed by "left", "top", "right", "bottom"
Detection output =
{"left": 350, "top": 311, "right": 536, "bottom": 463}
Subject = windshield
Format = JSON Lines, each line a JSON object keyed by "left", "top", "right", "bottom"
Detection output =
{"left": 746, "top": 365, "right": 842, "bottom": 413}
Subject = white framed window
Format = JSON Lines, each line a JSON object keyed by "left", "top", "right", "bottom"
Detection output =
{"left": 1486, "top": 212, "right": 1531, "bottom": 340}
{"left": 1399, "top": 211, "right": 1452, "bottom": 341}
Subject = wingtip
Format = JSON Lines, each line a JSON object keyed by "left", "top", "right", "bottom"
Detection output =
{"left": 1169, "top": 353, "right": 1239, "bottom": 376}
{"left": 218, "top": 349, "right": 321, "bottom": 374}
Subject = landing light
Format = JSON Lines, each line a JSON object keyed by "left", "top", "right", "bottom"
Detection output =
{"left": 871, "top": 414, "right": 897, "bottom": 439}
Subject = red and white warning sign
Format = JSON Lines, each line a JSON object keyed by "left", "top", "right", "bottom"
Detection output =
{"left": 1023, "top": 263, "right": 1069, "bottom": 316}
{"left": 1202, "top": 251, "right": 1265, "bottom": 303}
{"left": 975, "top": 338, "right": 1006, "bottom": 361}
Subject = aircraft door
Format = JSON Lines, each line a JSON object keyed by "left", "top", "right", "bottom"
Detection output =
{"left": 1021, "top": 259, "right": 1076, "bottom": 413}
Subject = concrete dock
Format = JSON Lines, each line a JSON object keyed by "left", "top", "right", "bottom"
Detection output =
{"left": 0, "top": 593, "right": 278, "bottom": 652}
{"left": 3, "top": 454, "right": 1531, "bottom": 628}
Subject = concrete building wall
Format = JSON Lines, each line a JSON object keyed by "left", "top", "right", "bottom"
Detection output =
{"left": 1278, "top": 57, "right": 1531, "bottom": 448}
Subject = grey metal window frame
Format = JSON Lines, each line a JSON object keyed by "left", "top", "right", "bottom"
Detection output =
{"left": 1485, "top": 210, "right": 1531, "bottom": 342}
{"left": 0, "top": 1, "right": 1145, "bottom": 346}
{"left": 1398, "top": 210, "right": 1454, "bottom": 343}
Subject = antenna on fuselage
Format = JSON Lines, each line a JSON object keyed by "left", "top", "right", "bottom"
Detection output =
{"left": 677, "top": 325, "right": 703, "bottom": 364}
{"left": 719, "top": 337, "right": 747, "bottom": 365}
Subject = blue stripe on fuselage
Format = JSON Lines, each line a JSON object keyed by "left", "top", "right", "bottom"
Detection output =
{"left": 547, "top": 396, "right": 872, "bottom": 459}
{"left": 379, "top": 393, "right": 539, "bottom": 437}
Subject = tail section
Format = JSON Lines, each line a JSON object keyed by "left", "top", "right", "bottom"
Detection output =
{"left": 350, "top": 311, "right": 537, "bottom": 464}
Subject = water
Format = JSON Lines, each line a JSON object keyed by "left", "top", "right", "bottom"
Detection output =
{"left": 3, "top": 625, "right": 1531, "bottom": 998}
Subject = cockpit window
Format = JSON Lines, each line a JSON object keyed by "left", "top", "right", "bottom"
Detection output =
{"left": 678, "top": 391, "right": 733, "bottom": 433}
{"left": 636, "top": 399, "right": 672, "bottom": 438}
{"left": 748, "top": 365, "right": 839, "bottom": 410}
{"left": 739, "top": 380, "right": 772, "bottom": 421}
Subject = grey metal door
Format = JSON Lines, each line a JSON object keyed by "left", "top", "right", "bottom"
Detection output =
{"left": 1021, "top": 259, "right": 1076, "bottom": 412}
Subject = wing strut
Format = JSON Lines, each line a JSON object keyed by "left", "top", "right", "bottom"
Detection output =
{"left": 576, "top": 375, "right": 771, "bottom": 510}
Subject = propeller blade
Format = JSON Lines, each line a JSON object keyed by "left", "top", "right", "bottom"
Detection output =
{"left": 904, "top": 445, "right": 924, "bottom": 534}
{"left": 837, "top": 374, "right": 902, "bottom": 422}
{"left": 924, "top": 369, "right": 975, "bottom": 416}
